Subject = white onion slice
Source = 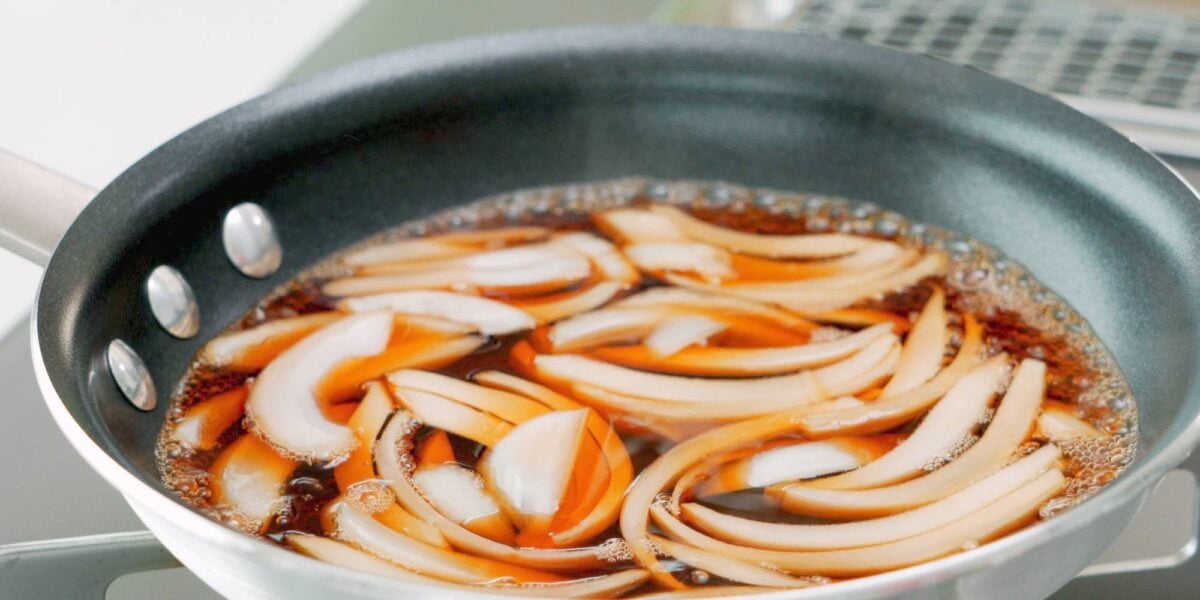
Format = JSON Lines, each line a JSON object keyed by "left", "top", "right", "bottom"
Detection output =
{"left": 645, "top": 315, "right": 727, "bottom": 357}
{"left": 210, "top": 434, "right": 296, "bottom": 533}
{"left": 513, "top": 281, "right": 624, "bottom": 324}
{"left": 776, "top": 359, "right": 1047, "bottom": 518}
{"left": 388, "top": 370, "right": 549, "bottom": 425}
{"left": 391, "top": 388, "right": 513, "bottom": 447}
{"left": 695, "top": 437, "right": 892, "bottom": 497}
{"left": 553, "top": 232, "right": 640, "bottom": 284}
{"left": 200, "top": 312, "right": 341, "bottom": 370}
{"left": 615, "top": 287, "right": 812, "bottom": 329}
{"left": 683, "top": 444, "right": 1061, "bottom": 551}
{"left": 247, "top": 312, "right": 392, "bottom": 462}
{"left": 171, "top": 387, "right": 246, "bottom": 451}
{"left": 342, "top": 227, "right": 549, "bottom": 266}
{"left": 650, "top": 535, "right": 814, "bottom": 588}
{"left": 1038, "top": 403, "right": 1108, "bottom": 440}
{"left": 647, "top": 204, "right": 877, "bottom": 258}
{"left": 811, "top": 357, "right": 1006, "bottom": 490}
{"left": 479, "top": 409, "right": 589, "bottom": 534}
{"left": 624, "top": 242, "right": 734, "bottom": 279}
{"left": 594, "top": 209, "right": 685, "bottom": 243}
{"left": 414, "top": 464, "right": 516, "bottom": 544}
{"left": 725, "top": 250, "right": 917, "bottom": 291}
{"left": 339, "top": 290, "right": 535, "bottom": 335}
{"left": 547, "top": 307, "right": 663, "bottom": 352}
{"left": 881, "top": 287, "right": 947, "bottom": 398}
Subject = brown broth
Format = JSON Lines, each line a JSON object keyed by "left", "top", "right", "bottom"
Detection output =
{"left": 158, "top": 179, "right": 1137, "bottom": 595}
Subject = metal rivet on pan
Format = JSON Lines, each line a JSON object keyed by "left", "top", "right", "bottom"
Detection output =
{"left": 223, "top": 202, "right": 282, "bottom": 278}
{"left": 146, "top": 265, "right": 200, "bottom": 339}
{"left": 106, "top": 339, "right": 156, "bottom": 411}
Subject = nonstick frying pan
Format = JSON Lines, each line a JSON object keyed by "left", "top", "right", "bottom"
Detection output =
{"left": 2, "top": 25, "right": 1200, "bottom": 599}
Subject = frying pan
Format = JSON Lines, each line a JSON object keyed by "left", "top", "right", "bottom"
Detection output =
{"left": 1, "top": 25, "right": 1199, "bottom": 599}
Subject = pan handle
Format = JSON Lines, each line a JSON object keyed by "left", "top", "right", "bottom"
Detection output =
{"left": 0, "top": 149, "right": 96, "bottom": 267}
{"left": 0, "top": 531, "right": 180, "bottom": 598}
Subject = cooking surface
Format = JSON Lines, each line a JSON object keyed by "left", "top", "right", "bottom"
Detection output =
{"left": 3, "top": 2, "right": 1200, "bottom": 598}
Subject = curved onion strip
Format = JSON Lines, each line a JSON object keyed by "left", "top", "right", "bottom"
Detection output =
{"left": 811, "top": 357, "right": 1006, "bottom": 490}
{"left": 199, "top": 312, "right": 342, "bottom": 371}
{"left": 479, "top": 409, "right": 589, "bottom": 535}
{"left": 342, "top": 227, "right": 549, "bottom": 266}
{"left": 696, "top": 436, "right": 898, "bottom": 497}
{"left": 510, "top": 281, "right": 624, "bottom": 324}
{"left": 650, "top": 536, "right": 815, "bottom": 588}
{"left": 548, "top": 307, "right": 663, "bottom": 352}
{"left": 357, "top": 243, "right": 579, "bottom": 276}
{"left": 318, "top": 335, "right": 486, "bottom": 404}
{"left": 471, "top": 371, "right": 634, "bottom": 547}
{"left": 210, "top": 434, "right": 297, "bottom": 533}
{"left": 171, "top": 386, "right": 247, "bottom": 451}
{"left": 647, "top": 205, "right": 876, "bottom": 259}
{"left": 619, "top": 407, "right": 851, "bottom": 589}
{"left": 637, "top": 586, "right": 783, "bottom": 599}
{"left": 684, "top": 444, "right": 1061, "bottom": 551}
{"left": 724, "top": 250, "right": 917, "bottom": 291}
{"left": 645, "top": 315, "right": 727, "bottom": 357}
{"left": 388, "top": 370, "right": 549, "bottom": 424}
{"left": 553, "top": 232, "right": 640, "bottom": 285}
{"left": 799, "top": 308, "right": 911, "bottom": 333}
{"left": 728, "top": 242, "right": 905, "bottom": 281}
{"left": 797, "top": 315, "right": 984, "bottom": 437}
{"left": 595, "top": 323, "right": 890, "bottom": 376}
{"left": 666, "top": 253, "right": 947, "bottom": 312}
{"left": 566, "top": 345, "right": 897, "bottom": 422}
{"left": 286, "top": 533, "right": 647, "bottom": 597}
{"left": 325, "top": 250, "right": 591, "bottom": 298}
{"left": 625, "top": 242, "right": 735, "bottom": 279}
{"left": 594, "top": 208, "right": 685, "bottom": 243}
{"left": 1038, "top": 401, "right": 1109, "bottom": 440}
{"left": 881, "top": 287, "right": 947, "bottom": 398}
{"left": 375, "top": 410, "right": 618, "bottom": 571}
{"left": 340, "top": 291, "right": 535, "bottom": 335}
{"left": 414, "top": 464, "right": 517, "bottom": 545}
{"left": 371, "top": 501, "right": 450, "bottom": 550}
{"left": 391, "top": 388, "right": 513, "bottom": 447}
{"left": 775, "top": 359, "right": 1047, "bottom": 517}
{"left": 661, "top": 469, "right": 1065, "bottom": 577}
{"left": 334, "top": 382, "right": 396, "bottom": 490}
{"left": 615, "top": 288, "right": 816, "bottom": 331}
{"left": 326, "top": 498, "right": 560, "bottom": 584}
{"left": 247, "top": 312, "right": 392, "bottom": 462}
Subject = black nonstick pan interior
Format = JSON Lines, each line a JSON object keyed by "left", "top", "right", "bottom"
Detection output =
{"left": 36, "top": 26, "right": 1200, "bottom": 500}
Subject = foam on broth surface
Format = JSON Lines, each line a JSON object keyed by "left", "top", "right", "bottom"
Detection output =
{"left": 158, "top": 178, "right": 1137, "bottom": 595}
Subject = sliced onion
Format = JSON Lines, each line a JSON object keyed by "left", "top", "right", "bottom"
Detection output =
{"left": 810, "top": 356, "right": 1006, "bottom": 490}
{"left": 388, "top": 370, "right": 550, "bottom": 425}
{"left": 599, "top": 323, "right": 893, "bottom": 377}
{"left": 200, "top": 312, "right": 341, "bottom": 371}
{"left": 210, "top": 433, "right": 297, "bottom": 533}
{"left": 414, "top": 464, "right": 517, "bottom": 545}
{"left": 510, "top": 281, "right": 624, "bottom": 324}
{"left": 636, "top": 586, "right": 783, "bottom": 599}
{"left": 340, "top": 291, "right": 535, "bottom": 335}
{"left": 650, "top": 535, "right": 815, "bottom": 588}
{"left": 666, "top": 253, "right": 947, "bottom": 312}
{"left": 695, "top": 436, "right": 898, "bottom": 497}
{"left": 343, "top": 227, "right": 549, "bottom": 267}
{"left": 615, "top": 287, "right": 815, "bottom": 331}
{"left": 479, "top": 409, "right": 589, "bottom": 536}
{"left": 799, "top": 308, "right": 911, "bottom": 333}
{"left": 247, "top": 312, "right": 392, "bottom": 462}
{"left": 286, "top": 533, "right": 647, "bottom": 597}
{"left": 796, "top": 315, "right": 984, "bottom": 437}
{"left": 624, "top": 242, "right": 734, "bottom": 279}
{"left": 375, "top": 410, "right": 619, "bottom": 571}
{"left": 728, "top": 242, "right": 904, "bottom": 281}
{"left": 326, "top": 497, "right": 559, "bottom": 584}
{"left": 684, "top": 444, "right": 1061, "bottom": 551}
{"left": 334, "top": 382, "right": 396, "bottom": 490}
{"left": 318, "top": 335, "right": 486, "bottom": 404}
{"left": 593, "top": 209, "right": 685, "bottom": 243}
{"left": 359, "top": 243, "right": 575, "bottom": 275}
{"left": 881, "top": 287, "right": 946, "bottom": 398}
{"left": 546, "top": 307, "right": 662, "bottom": 352}
{"left": 645, "top": 315, "right": 727, "bottom": 357}
{"left": 669, "top": 469, "right": 1064, "bottom": 576}
{"left": 648, "top": 204, "right": 877, "bottom": 258}
{"left": 171, "top": 386, "right": 247, "bottom": 451}
{"left": 775, "top": 359, "right": 1048, "bottom": 518}
{"left": 391, "top": 388, "right": 513, "bottom": 447}
{"left": 552, "top": 232, "right": 640, "bottom": 285}
{"left": 1037, "top": 401, "right": 1108, "bottom": 440}
{"left": 725, "top": 249, "right": 917, "bottom": 292}
{"left": 372, "top": 500, "right": 450, "bottom": 550}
